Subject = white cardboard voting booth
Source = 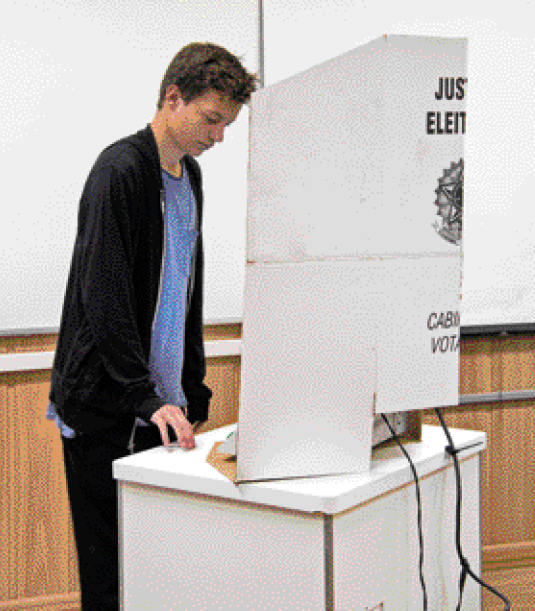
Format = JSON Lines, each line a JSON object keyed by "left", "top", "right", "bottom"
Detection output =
{"left": 236, "top": 34, "right": 466, "bottom": 483}
{"left": 114, "top": 35, "right": 478, "bottom": 610}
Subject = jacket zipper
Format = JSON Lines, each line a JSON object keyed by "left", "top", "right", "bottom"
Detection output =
{"left": 153, "top": 188, "right": 166, "bottom": 334}
{"left": 186, "top": 197, "right": 198, "bottom": 317}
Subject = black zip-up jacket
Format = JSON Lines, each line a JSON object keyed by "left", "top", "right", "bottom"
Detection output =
{"left": 50, "top": 124, "right": 212, "bottom": 435}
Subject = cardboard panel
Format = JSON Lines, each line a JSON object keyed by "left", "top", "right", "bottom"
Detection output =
{"left": 237, "top": 260, "right": 376, "bottom": 482}
{"left": 238, "top": 35, "right": 465, "bottom": 481}
{"left": 247, "top": 35, "right": 466, "bottom": 262}
{"left": 375, "top": 256, "right": 461, "bottom": 413}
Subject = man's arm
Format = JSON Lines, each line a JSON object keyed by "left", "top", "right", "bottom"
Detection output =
{"left": 78, "top": 162, "right": 165, "bottom": 421}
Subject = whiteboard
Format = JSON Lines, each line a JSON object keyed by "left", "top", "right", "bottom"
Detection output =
{"left": 263, "top": 1, "right": 535, "bottom": 330}
{"left": 4, "top": 1, "right": 535, "bottom": 333}
{"left": 0, "top": 0, "right": 258, "bottom": 333}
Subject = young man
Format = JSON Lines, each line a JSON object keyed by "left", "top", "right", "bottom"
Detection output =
{"left": 47, "top": 43, "right": 257, "bottom": 609}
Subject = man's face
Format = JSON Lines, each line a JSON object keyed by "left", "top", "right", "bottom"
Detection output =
{"left": 164, "top": 87, "right": 242, "bottom": 157}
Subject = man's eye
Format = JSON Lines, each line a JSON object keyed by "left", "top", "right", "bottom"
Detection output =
{"left": 205, "top": 116, "right": 219, "bottom": 125}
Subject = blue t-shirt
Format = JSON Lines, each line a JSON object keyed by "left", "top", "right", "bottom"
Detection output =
{"left": 149, "top": 166, "right": 198, "bottom": 407}
{"left": 46, "top": 164, "right": 197, "bottom": 437}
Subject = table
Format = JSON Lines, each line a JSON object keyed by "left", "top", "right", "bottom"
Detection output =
{"left": 113, "top": 424, "right": 485, "bottom": 610}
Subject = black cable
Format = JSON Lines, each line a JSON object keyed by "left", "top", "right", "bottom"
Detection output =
{"left": 434, "top": 407, "right": 511, "bottom": 610}
{"left": 381, "top": 414, "right": 428, "bottom": 610}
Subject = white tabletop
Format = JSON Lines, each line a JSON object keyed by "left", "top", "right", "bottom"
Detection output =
{"left": 113, "top": 424, "right": 486, "bottom": 515}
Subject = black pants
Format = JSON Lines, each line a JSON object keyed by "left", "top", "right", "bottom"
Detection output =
{"left": 61, "top": 419, "right": 173, "bottom": 610}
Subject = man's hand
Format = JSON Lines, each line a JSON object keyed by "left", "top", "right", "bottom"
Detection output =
{"left": 150, "top": 404, "right": 196, "bottom": 451}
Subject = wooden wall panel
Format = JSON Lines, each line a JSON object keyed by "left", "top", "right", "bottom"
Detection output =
{"left": 0, "top": 380, "right": 9, "bottom": 602}
{"left": 481, "top": 565, "right": 535, "bottom": 611}
{"left": 204, "top": 323, "right": 241, "bottom": 341}
{"left": 459, "top": 336, "right": 500, "bottom": 394}
{"left": 500, "top": 335, "right": 535, "bottom": 392}
{"left": 2, "top": 335, "right": 57, "bottom": 354}
{"left": 201, "top": 356, "right": 241, "bottom": 433}
{"left": 490, "top": 399, "right": 535, "bottom": 545}
{"left": 1, "top": 328, "right": 535, "bottom": 610}
{"left": 0, "top": 370, "right": 79, "bottom": 607}
{"left": 0, "top": 592, "right": 80, "bottom": 610}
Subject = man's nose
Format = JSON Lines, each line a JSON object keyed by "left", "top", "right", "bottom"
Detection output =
{"left": 211, "top": 124, "right": 225, "bottom": 144}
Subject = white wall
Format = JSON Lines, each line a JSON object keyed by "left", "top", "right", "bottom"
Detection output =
{"left": 0, "top": 0, "right": 257, "bottom": 333}
{"left": 3, "top": 0, "right": 535, "bottom": 332}
{"left": 264, "top": 1, "right": 535, "bottom": 328}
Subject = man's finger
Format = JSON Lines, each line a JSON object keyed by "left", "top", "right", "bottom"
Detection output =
{"left": 175, "top": 428, "right": 195, "bottom": 450}
{"left": 152, "top": 415, "right": 171, "bottom": 451}
{"left": 173, "top": 420, "right": 195, "bottom": 450}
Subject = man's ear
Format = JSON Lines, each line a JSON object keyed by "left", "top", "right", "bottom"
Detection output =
{"left": 164, "top": 84, "right": 185, "bottom": 111}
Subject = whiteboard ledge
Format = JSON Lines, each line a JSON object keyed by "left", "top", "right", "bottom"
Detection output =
{"left": 0, "top": 321, "right": 244, "bottom": 337}
{"left": 0, "top": 327, "right": 59, "bottom": 337}
{"left": 0, "top": 351, "right": 54, "bottom": 372}
{"left": 0, "top": 340, "right": 242, "bottom": 373}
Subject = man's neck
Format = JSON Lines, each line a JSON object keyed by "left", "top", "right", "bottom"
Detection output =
{"left": 150, "top": 117, "right": 184, "bottom": 178}
{"left": 162, "top": 161, "right": 183, "bottom": 179}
